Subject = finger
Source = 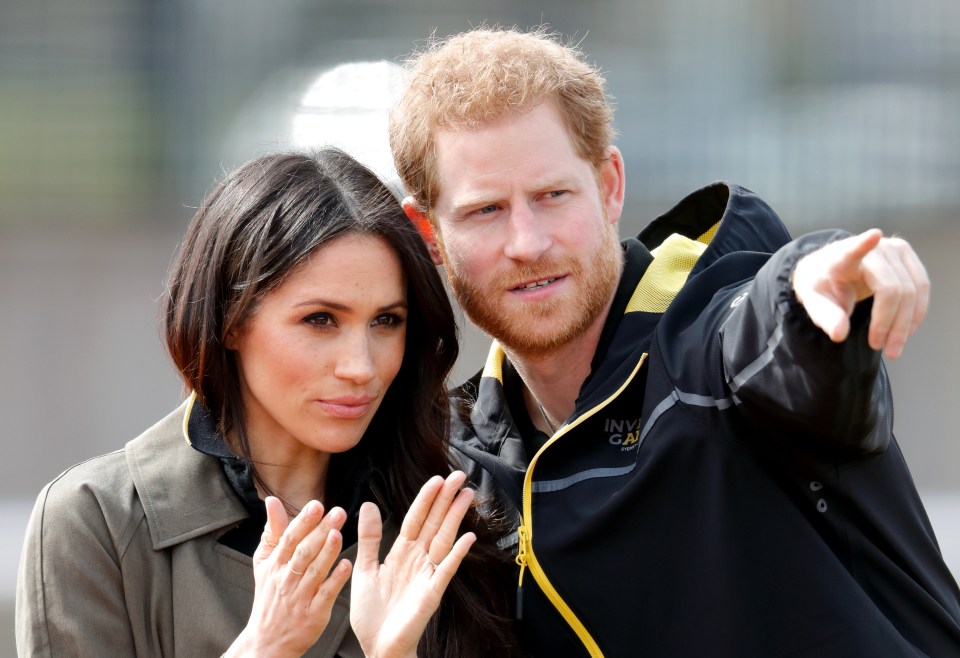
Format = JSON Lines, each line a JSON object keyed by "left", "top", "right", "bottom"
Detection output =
{"left": 310, "top": 558, "right": 352, "bottom": 617}
{"left": 799, "top": 289, "right": 854, "bottom": 343}
{"left": 298, "top": 528, "right": 345, "bottom": 599}
{"left": 398, "top": 475, "right": 445, "bottom": 541}
{"left": 428, "top": 486, "right": 474, "bottom": 565}
{"left": 418, "top": 471, "right": 468, "bottom": 543}
{"left": 898, "top": 239, "right": 930, "bottom": 335}
{"left": 793, "top": 244, "right": 860, "bottom": 342}
{"left": 355, "top": 502, "right": 384, "bottom": 574}
{"left": 286, "top": 507, "right": 347, "bottom": 587}
{"left": 274, "top": 500, "right": 324, "bottom": 565}
{"left": 872, "top": 238, "right": 928, "bottom": 358}
{"left": 867, "top": 245, "right": 918, "bottom": 358}
{"left": 835, "top": 229, "right": 883, "bottom": 277}
{"left": 254, "top": 496, "right": 289, "bottom": 564}
{"left": 430, "top": 531, "right": 476, "bottom": 595}
{"left": 276, "top": 503, "right": 332, "bottom": 598}
{"left": 857, "top": 244, "right": 903, "bottom": 353}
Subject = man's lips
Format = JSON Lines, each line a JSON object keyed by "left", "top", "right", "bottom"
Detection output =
{"left": 316, "top": 395, "right": 376, "bottom": 419}
{"left": 511, "top": 275, "right": 562, "bottom": 291}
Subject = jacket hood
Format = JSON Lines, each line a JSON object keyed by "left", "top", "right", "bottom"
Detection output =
{"left": 639, "top": 181, "right": 792, "bottom": 276}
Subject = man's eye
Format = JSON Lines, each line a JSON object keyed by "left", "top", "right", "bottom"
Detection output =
{"left": 545, "top": 190, "right": 566, "bottom": 199}
{"left": 476, "top": 205, "right": 498, "bottom": 215}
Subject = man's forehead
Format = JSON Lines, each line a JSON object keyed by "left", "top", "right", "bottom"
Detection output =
{"left": 431, "top": 101, "right": 565, "bottom": 155}
{"left": 433, "top": 105, "right": 582, "bottom": 175}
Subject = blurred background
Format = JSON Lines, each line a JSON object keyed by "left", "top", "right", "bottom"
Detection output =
{"left": 2, "top": 0, "right": 958, "bottom": 653}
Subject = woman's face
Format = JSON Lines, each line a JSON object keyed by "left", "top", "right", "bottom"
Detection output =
{"left": 228, "top": 233, "right": 407, "bottom": 459}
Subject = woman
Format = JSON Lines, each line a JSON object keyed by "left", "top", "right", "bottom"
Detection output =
{"left": 16, "top": 149, "right": 516, "bottom": 657}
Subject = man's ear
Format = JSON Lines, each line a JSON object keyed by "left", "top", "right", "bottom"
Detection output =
{"left": 402, "top": 197, "right": 443, "bottom": 265}
{"left": 599, "top": 146, "right": 626, "bottom": 226}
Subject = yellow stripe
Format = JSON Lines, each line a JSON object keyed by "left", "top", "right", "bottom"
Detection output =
{"left": 481, "top": 341, "right": 506, "bottom": 383}
{"left": 626, "top": 222, "right": 717, "bottom": 314}
{"left": 696, "top": 221, "right": 719, "bottom": 245}
{"left": 517, "top": 353, "right": 648, "bottom": 657}
{"left": 182, "top": 390, "right": 197, "bottom": 445}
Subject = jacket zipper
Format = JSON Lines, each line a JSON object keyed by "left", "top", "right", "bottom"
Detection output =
{"left": 515, "top": 352, "right": 648, "bottom": 657}
{"left": 515, "top": 525, "right": 529, "bottom": 618}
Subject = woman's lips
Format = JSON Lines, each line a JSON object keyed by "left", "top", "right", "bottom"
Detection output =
{"left": 316, "top": 396, "right": 375, "bottom": 419}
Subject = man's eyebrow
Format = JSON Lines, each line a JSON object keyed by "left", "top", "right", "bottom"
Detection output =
{"left": 535, "top": 177, "right": 571, "bottom": 191}
{"left": 448, "top": 194, "right": 498, "bottom": 214}
{"left": 449, "top": 178, "right": 574, "bottom": 211}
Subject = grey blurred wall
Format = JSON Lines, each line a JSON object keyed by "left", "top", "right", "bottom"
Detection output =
{"left": 2, "top": 0, "right": 959, "bottom": 654}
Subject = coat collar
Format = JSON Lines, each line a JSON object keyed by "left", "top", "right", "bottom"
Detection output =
{"left": 125, "top": 399, "right": 248, "bottom": 550}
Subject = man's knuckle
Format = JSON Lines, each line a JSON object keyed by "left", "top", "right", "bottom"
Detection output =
{"left": 873, "top": 280, "right": 898, "bottom": 297}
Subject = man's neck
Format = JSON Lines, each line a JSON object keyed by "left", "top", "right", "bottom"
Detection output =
{"left": 506, "top": 293, "right": 617, "bottom": 435}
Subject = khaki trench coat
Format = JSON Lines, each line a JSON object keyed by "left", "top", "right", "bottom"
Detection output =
{"left": 16, "top": 402, "right": 370, "bottom": 657}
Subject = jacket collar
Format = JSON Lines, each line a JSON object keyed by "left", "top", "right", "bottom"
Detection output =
{"left": 639, "top": 181, "right": 792, "bottom": 276}
{"left": 125, "top": 398, "right": 248, "bottom": 550}
{"left": 458, "top": 182, "right": 792, "bottom": 454}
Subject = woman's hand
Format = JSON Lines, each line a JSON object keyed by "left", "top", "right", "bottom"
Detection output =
{"left": 350, "top": 471, "right": 477, "bottom": 658}
{"left": 225, "top": 496, "right": 352, "bottom": 658}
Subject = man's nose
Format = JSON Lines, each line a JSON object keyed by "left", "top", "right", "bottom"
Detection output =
{"left": 503, "top": 203, "right": 551, "bottom": 262}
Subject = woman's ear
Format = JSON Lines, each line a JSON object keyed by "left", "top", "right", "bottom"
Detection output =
{"left": 402, "top": 197, "right": 442, "bottom": 266}
{"left": 224, "top": 327, "right": 239, "bottom": 351}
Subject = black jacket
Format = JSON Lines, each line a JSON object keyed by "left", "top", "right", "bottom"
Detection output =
{"left": 450, "top": 183, "right": 960, "bottom": 657}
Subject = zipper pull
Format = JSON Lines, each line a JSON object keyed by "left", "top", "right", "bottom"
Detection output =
{"left": 515, "top": 525, "right": 529, "bottom": 619}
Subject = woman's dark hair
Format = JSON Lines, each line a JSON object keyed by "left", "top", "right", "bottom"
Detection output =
{"left": 163, "top": 148, "right": 516, "bottom": 656}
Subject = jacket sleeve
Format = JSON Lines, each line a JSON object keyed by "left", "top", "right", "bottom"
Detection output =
{"left": 16, "top": 470, "right": 139, "bottom": 657}
{"left": 719, "top": 229, "right": 892, "bottom": 455}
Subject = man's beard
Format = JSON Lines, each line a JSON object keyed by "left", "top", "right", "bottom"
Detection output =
{"left": 441, "top": 228, "right": 623, "bottom": 356}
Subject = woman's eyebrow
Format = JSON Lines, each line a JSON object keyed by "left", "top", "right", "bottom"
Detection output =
{"left": 294, "top": 298, "right": 407, "bottom": 312}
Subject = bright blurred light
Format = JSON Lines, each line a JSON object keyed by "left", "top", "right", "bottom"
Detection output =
{"left": 292, "top": 60, "right": 406, "bottom": 184}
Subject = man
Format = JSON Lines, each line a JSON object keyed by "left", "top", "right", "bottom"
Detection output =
{"left": 390, "top": 27, "right": 960, "bottom": 656}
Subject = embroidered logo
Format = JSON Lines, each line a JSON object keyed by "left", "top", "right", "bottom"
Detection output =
{"left": 605, "top": 417, "right": 643, "bottom": 451}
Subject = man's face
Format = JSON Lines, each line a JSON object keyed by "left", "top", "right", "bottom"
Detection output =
{"left": 430, "top": 101, "right": 625, "bottom": 355}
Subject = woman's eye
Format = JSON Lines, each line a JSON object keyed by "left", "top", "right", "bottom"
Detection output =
{"left": 372, "top": 313, "right": 405, "bottom": 327}
{"left": 304, "top": 312, "right": 335, "bottom": 327}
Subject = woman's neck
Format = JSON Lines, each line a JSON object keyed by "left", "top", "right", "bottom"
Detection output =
{"left": 241, "top": 432, "right": 332, "bottom": 515}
